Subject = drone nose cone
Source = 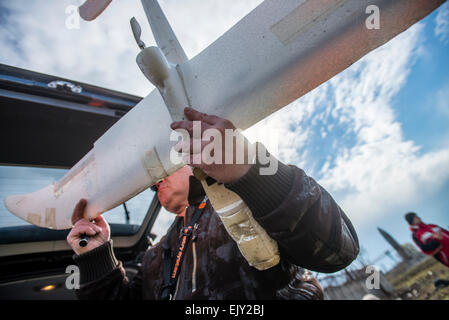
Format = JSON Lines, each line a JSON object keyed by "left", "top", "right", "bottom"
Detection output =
{"left": 4, "top": 194, "right": 27, "bottom": 217}
{"left": 3, "top": 193, "right": 46, "bottom": 227}
{"left": 4, "top": 194, "right": 20, "bottom": 205}
{"left": 3, "top": 185, "right": 72, "bottom": 230}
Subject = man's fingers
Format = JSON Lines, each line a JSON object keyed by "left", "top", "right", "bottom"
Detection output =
{"left": 71, "top": 199, "right": 87, "bottom": 225}
{"left": 170, "top": 107, "right": 217, "bottom": 132}
{"left": 72, "top": 224, "right": 98, "bottom": 237}
{"left": 74, "top": 219, "right": 102, "bottom": 233}
{"left": 184, "top": 107, "right": 217, "bottom": 125}
{"left": 94, "top": 215, "right": 108, "bottom": 230}
{"left": 171, "top": 119, "right": 213, "bottom": 137}
{"left": 171, "top": 120, "right": 194, "bottom": 135}
{"left": 174, "top": 138, "right": 210, "bottom": 155}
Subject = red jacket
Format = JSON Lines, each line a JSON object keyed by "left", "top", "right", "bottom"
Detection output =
{"left": 410, "top": 222, "right": 449, "bottom": 267}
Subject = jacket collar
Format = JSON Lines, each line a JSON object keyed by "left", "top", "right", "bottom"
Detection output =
{"left": 410, "top": 222, "right": 427, "bottom": 232}
{"left": 188, "top": 175, "right": 206, "bottom": 206}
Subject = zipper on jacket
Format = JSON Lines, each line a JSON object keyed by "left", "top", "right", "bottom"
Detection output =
{"left": 191, "top": 223, "right": 199, "bottom": 293}
{"left": 172, "top": 216, "right": 185, "bottom": 300}
{"left": 192, "top": 242, "right": 197, "bottom": 293}
{"left": 172, "top": 277, "right": 180, "bottom": 300}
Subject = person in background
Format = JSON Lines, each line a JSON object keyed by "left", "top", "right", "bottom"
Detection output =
{"left": 405, "top": 212, "right": 449, "bottom": 268}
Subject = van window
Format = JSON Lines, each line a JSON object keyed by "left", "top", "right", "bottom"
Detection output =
{"left": 0, "top": 165, "right": 153, "bottom": 228}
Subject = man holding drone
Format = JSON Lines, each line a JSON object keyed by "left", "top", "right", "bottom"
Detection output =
{"left": 67, "top": 108, "right": 359, "bottom": 300}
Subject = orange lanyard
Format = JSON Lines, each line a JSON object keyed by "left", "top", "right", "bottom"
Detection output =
{"left": 161, "top": 197, "right": 208, "bottom": 300}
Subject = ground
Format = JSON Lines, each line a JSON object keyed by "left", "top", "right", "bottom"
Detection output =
{"left": 389, "top": 256, "right": 449, "bottom": 300}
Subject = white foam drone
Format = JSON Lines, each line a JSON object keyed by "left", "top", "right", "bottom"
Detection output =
{"left": 4, "top": 0, "right": 445, "bottom": 230}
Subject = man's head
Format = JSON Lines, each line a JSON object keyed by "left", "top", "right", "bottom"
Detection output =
{"left": 405, "top": 212, "right": 422, "bottom": 225}
{"left": 155, "top": 166, "right": 193, "bottom": 216}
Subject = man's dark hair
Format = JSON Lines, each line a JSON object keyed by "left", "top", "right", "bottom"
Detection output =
{"left": 405, "top": 212, "right": 417, "bottom": 225}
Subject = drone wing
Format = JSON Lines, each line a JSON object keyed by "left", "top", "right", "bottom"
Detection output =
{"left": 4, "top": 89, "right": 183, "bottom": 230}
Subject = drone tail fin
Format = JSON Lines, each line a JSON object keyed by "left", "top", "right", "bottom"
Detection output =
{"left": 141, "top": 0, "right": 188, "bottom": 64}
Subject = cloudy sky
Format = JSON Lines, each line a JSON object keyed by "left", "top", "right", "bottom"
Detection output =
{"left": 0, "top": 0, "right": 448, "bottom": 271}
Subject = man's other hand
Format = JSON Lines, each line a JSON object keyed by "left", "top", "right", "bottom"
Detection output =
{"left": 67, "top": 199, "right": 110, "bottom": 255}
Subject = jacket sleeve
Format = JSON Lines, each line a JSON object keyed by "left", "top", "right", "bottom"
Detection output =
{"left": 72, "top": 240, "right": 143, "bottom": 300}
{"left": 412, "top": 233, "right": 441, "bottom": 254}
{"left": 225, "top": 148, "right": 359, "bottom": 273}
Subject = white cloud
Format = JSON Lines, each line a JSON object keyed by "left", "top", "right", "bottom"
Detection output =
{"left": 318, "top": 23, "right": 449, "bottom": 228}
{"left": 0, "top": 0, "right": 262, "bottom": 96}
{"left": 0, "top": 0, "right": 149, "bottom": 95}
{"left": 247, "top": 22, "right": 449, "bottom": 230}
{"left": 435, "top": 1, "right": 449, "bottom": 43}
